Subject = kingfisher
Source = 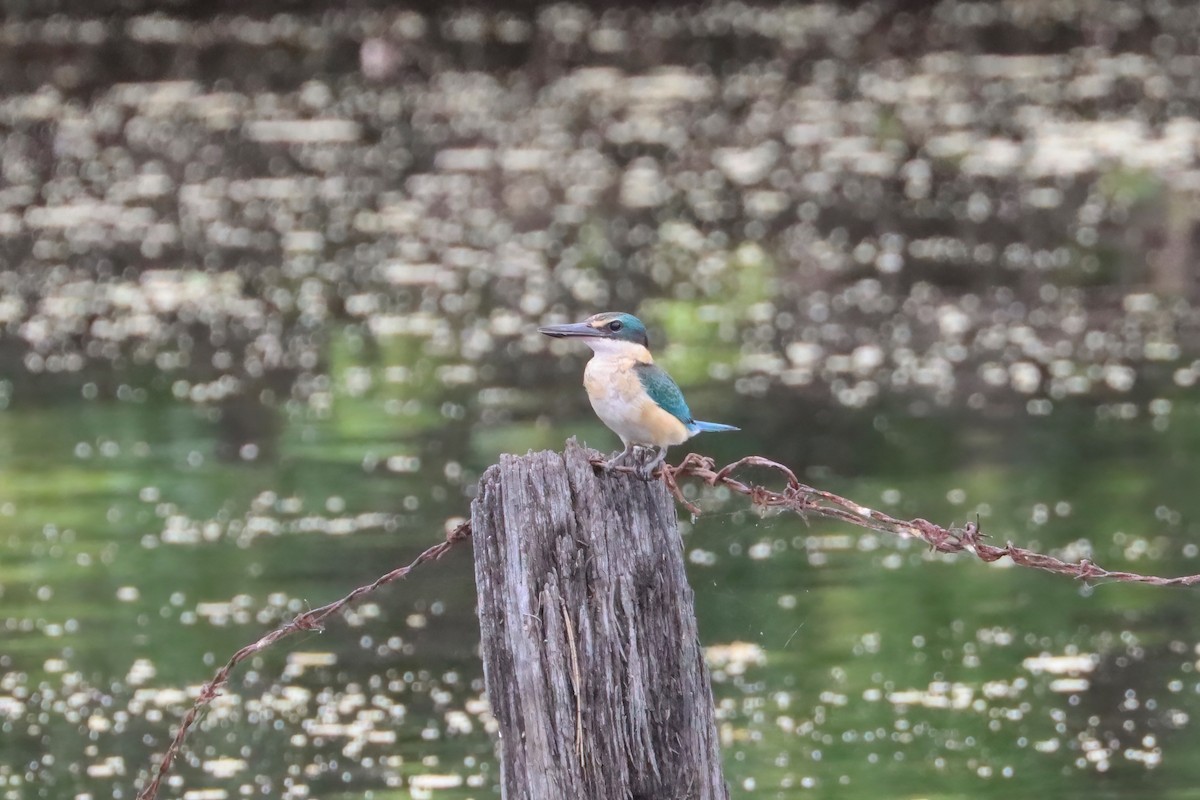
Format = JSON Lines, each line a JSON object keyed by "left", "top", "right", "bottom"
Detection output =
{"left": 538, "top": 312, "right": 739, "bottom": 477}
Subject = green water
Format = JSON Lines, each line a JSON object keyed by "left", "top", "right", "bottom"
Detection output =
{"left": 6, "top": 2, "right": 1200, "bottom": 797}
{"left": 2, "top": 345, "right": 1199, "bottom": 800}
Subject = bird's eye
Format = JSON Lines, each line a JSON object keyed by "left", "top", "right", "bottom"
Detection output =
{"left": 608, "top": 320, "right": 623, "bottom": 332}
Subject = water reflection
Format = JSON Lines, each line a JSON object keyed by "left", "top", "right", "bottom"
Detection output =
{"left": 4, "top": 2, "right": 1200, "bottom": 799}
{"left": 2, "top": 347, "right": 1200, "bottom": 798}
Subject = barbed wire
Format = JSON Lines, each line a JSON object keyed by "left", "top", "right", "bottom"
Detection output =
{"left": 137, "top": 449, "right": 1200, "bottom": 799}
{"left": 648, "top": 453, "right": 1200, "bottom": 587}
{"left": 134, "top": 521, "right": 471, "bottom": 800}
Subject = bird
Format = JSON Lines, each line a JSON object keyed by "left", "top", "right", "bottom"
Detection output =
{"left": 538, "top": 311, "right": 739, "bottom": 477}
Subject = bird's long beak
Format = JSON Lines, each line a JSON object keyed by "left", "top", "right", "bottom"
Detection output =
{"left": 537, "top": 322, "right": 602, "bottom": 339}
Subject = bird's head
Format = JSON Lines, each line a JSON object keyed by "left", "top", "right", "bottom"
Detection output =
{"left": 538, "top": 312, "right": 650, "bottom": 351}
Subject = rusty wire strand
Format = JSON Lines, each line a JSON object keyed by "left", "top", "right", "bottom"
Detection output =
{"left": 135, "top": 521, "right": 471, "bottom": 800}
{"left": 138, "top": 450, "right": 1200, "bottom": 798}
{"left": 645, "top": 453, "right": 1200, "bottom": 587}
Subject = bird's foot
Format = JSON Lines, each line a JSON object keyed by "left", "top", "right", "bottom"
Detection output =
{"left": 600, "top": 445, "right": 666, "bottom": 480}
{"left": 603, "top": 443, "right": 636, "bottom": 472}
{"left": 638, "top": 447, "right": 667, "bottom": 480}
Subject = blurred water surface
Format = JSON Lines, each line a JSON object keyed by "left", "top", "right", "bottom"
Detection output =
{"left": 3, "top": 338, "right": 1200, "bottom": 800}
{"left": 4, "top": 2, "right": 1200, "bottom": 799}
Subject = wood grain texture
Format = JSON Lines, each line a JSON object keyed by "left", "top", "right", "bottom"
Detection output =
{"left": 472, "top": 439, "right": 729, "bottom": 800}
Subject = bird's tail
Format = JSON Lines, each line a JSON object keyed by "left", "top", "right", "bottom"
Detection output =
{"left": 688, "top": 420, "right": 740, "bottom": 435}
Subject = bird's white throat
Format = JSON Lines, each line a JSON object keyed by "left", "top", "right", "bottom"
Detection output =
{"left": 581, "top": 338, "right": 652, "bottom": 362}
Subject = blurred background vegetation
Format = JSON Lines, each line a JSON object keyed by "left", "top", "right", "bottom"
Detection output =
{"left": 3, "top": 1, "right": 1200, "bottom": 798}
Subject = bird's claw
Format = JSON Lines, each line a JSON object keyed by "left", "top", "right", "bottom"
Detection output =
{"left": 602, "top": 444, "right": 636, "bottom": 472}
{"left": 601, "top": 445, "right": 665, "bottom": 480}
{"left": 639, "top": 448, "right": 667, "bottom": 481}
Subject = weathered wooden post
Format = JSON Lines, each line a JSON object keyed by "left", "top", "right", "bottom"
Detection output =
{"left": 472, "top": 439, "right": 729, "bottom": 800}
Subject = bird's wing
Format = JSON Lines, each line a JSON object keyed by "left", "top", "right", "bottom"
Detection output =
{"left": 634, "top": 362, "right": 692, "bottom": 424}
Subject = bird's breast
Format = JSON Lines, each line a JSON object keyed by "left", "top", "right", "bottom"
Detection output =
{"left": 583, "top": 356, "right": 689, "bottom": 447}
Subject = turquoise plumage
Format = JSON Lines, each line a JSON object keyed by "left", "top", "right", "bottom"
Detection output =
{"left": 634, "top": 363, "right": 738, "bottom": 437}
